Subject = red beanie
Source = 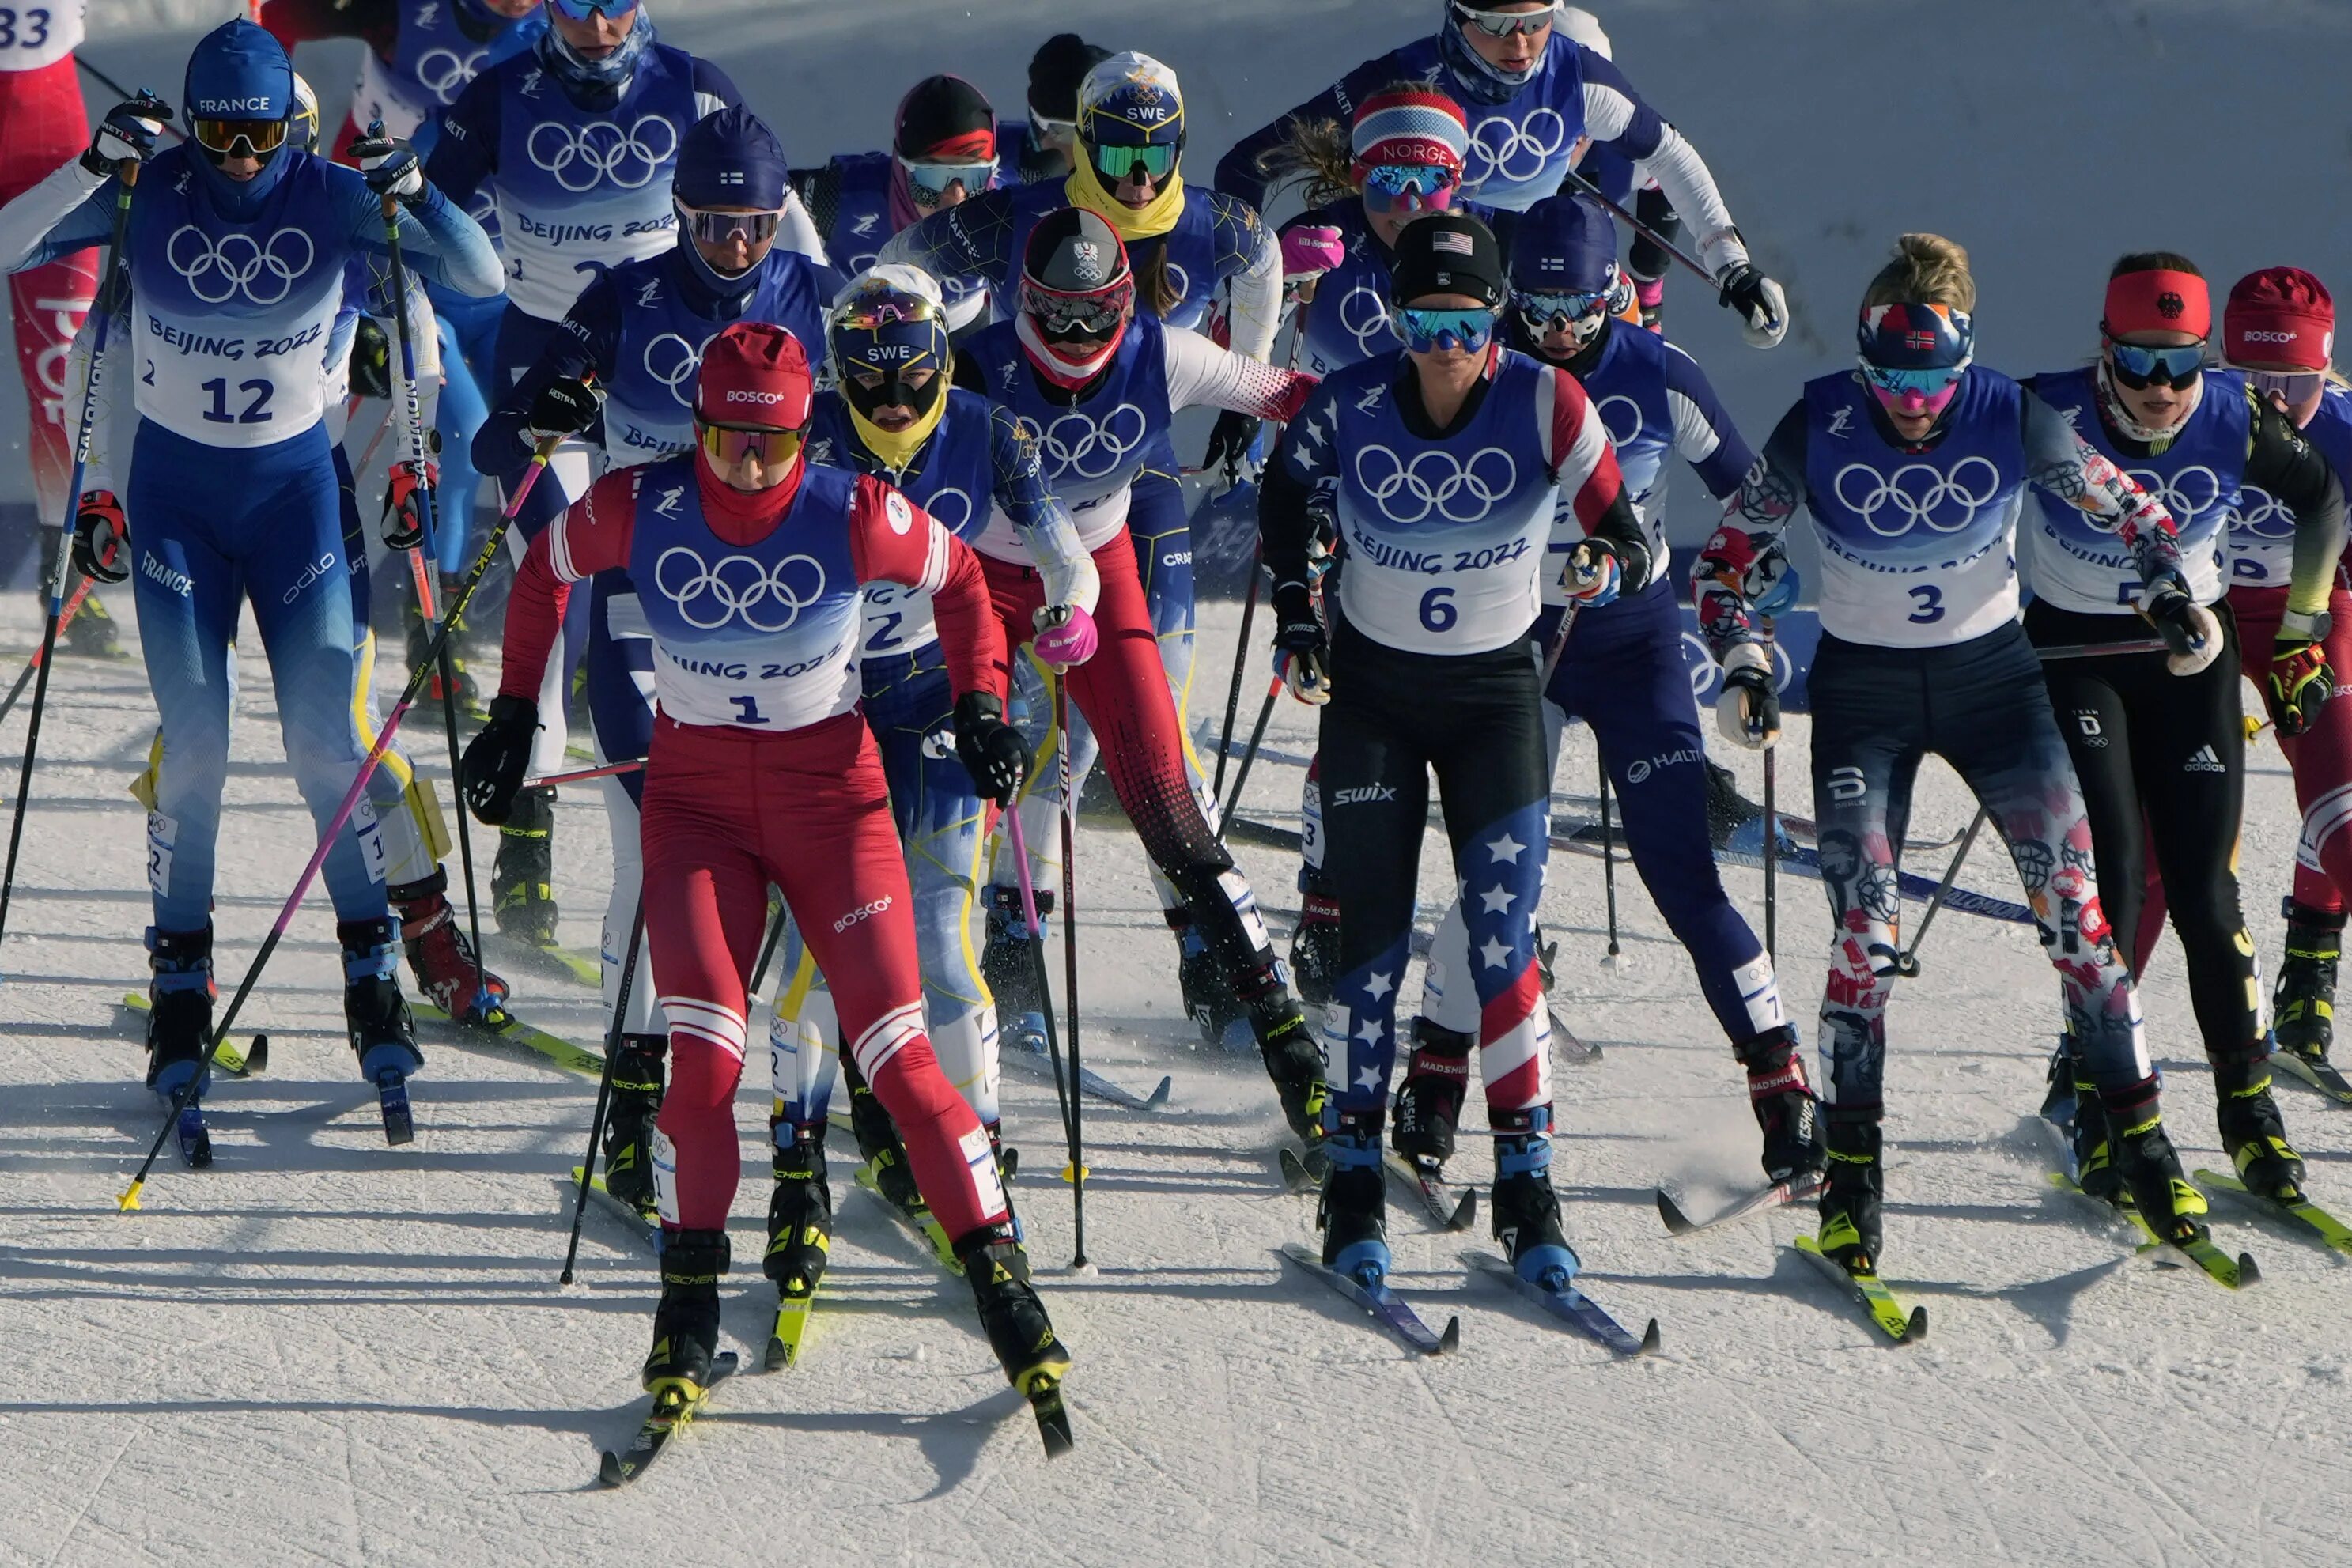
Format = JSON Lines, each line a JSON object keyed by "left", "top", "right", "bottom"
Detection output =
{"left": 696, "top": 322, "right": 813, "bottom": 427}
{"left": 2224, "top": 266, "right": 2335, "bottom": 370}
{"left": 1349, "top": 88, "right": 1469, "bottom": 183}
{"left": 2104, "top": 266, "right": 2210, "bottom": 341}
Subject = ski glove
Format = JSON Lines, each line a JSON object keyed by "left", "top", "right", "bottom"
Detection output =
{"left": 1202, "top": 409, "right": 1263, "bottom": 491}
{"left": 1560, "top": 535, "right": 1640, "bottom": 608}
{"left": 1715, "top": 640, "right": 1779, "bottom": 750}
{"left": 525, "top": 376, "right": 601, "bottom": 443}
{"left": 1032, "top": 603, "right": 1098, "bottom": 671}
{"left": 82, "top": 96, "right": 170, "bottom": 177}
{"left": 2267, "top": 614, "right": 2335, "bottom": 738}
{"left": 1715, "top": 262, "right": 1789, "bottom": 349}
{"left": 353, "top": 127, "right": 427, "bottom": 207}
{"left": 350, "top": 315, "right": 392, "bottom": 399}
{"left": 459, "top": 696, "right": 540, "bottom": 825}
{"left": 1280, "top": 223, "right": 1345, "bottom": 296}
{"left": 382, "top": 459, "right": 437, "bottom": 552}
{"left": 1269, "top": 578, "right": 1331, "bottom": 705}
{"left": 2136, "top": 571, "right": 2221, "bottom": 677}
{"left": 72, "top": 490, "right": 129, "bottom": 584}
{"left": 952, "top": 690, "right": 1030, "bottom": 807}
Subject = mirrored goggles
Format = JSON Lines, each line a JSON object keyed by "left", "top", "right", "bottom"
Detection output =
{"left": 1087, "top": 139, "right": 1179, "bottom": 184}
{"left": 1859, "top": 360, "right": 1968, "bottom": 398}
{"left": 2248, "top": 368, "right": 2327, "bottom": 402}
{"left": 899, "top": 156, "right": 996, "bottom": 207}
{"left": 191, "top": 116, "right": 288, "bottom": 157}
{"left": 1361, "top": 163, "right": 1459, "bottom": 212}
{"left": 550, "top": 0, "right": 634, "bottom": 18}
{"left": 1023, "top": 278, "right": 1133, "bottom": 339}
{"left": 832, "top": 293, "right": 944, "bottom": 332}
{"left": 698, "top": 423, "right": 804, "bottom": 467}
{"left": 1515, "top": 287, "right": 1613, "bottom": 333}
{"left": 1030, "top": 115, "right": 1078, "bottom": 140}
{"left": 1393, "top": 304, "right": 1496, "bottom": 354}
{"left": 2104, "top": 338, "right": 2206, "bottom": 390}
{"left": 1453, "top": 2, "right": 1560, "bottom": 38}
{"left": 679, "top": 205, "right": 781, "bottom": 245}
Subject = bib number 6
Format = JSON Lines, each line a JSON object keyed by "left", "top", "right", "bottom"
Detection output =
{"left": 1418, "top": 584, "right": 1457, "bottom": 634}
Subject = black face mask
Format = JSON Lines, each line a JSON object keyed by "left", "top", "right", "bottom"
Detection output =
{"left": 841, "top": 358, "right": 947, "bottom": 421}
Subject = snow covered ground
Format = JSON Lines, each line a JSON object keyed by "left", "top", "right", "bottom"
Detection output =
{"left": 0, "top": 586, "right": 2346, "bottom": 1567}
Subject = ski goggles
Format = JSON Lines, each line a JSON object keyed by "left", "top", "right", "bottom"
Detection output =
{"left": 1393, "top": 304, "right": 1496, "bottom": 354}
{"left": 549, "top": 0, "right": 635, "bottom": 18}
{"left": 1453, "top": 2, "right": 1560, "bottom": 38}
{"left": 1087, "top": 138, "right": 1180, "bottom": 185}
{"left": 2104, "top": 337, "right": 2206, "bottom": 389}
{"left": 1030, "top": 114, "right": 1078, "bottom": 141}
{"left": 1859, "top": 359, "right": 1968, "bottom": 399}
{"left": 1023, "top": 277, "right": 1134, "bottom": 339}
{"left": 2247, "top": 367, "right": 2328, "bottom": 402}
{"left": 832, "top": 291, "right": 945, "bottom": 332}
{"left": 1515, "top": 286, "right": 1613, "bottom": 333}
{"left": 191, "top": 116, "right": 288, "bottom": 158}
{"left": 1361, "top": 163, "right": 1459, "bottom": 212}
{"left": 900, "top": 156, "right": 997, "bottom": 207}
{"left": 698, "top": 422, "right": 804, "bottom": 467}
{"left": 678, "top": 205, "right": 781, "bottom": 246}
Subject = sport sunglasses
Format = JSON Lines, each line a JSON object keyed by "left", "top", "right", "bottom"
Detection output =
{"left": 2104, "top": 338, "right": 2206, "bottom": 390}
{"left": 1087, "top": 139, "right": 1179, "bottom": 184}
{"left": 549, "top": 0, "right": 635, "bottom": 17}
{"left": 898, "top": 156, "right": 997, "bottom": 207}
{"left": 678, "top": 206, "right": 781, "bottom": 245}
{"left": 1453, "top": 2, "right": 1561, "bottom": 38}
{"left": 699, "top": 424, "right": 804, "bottom": 467}
{"left": 1859, "top": 361, "right": 1968, "bottom": 397}
{"left": 1393, "top": 304, "right": 1496, "bottom": 354}
{"left": 191, "top": 116, "right": 288, "bottom": 157}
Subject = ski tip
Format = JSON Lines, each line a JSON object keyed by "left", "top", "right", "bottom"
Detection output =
{"left": 2237, "top": 1252, "right": 2262, "bottom": 1289}
{"left": 764, "top": 1337, "right": 790, "bottom": 1373}
{"left": 1654, "top": 1188, "right": 1694, "bottom": 1236}
{"left": 1144, "top": 1076, "right": 1174, "bottom": 1111}
{"left": 246, "top": 1033, "right": 270, "bottom": 1073}
{"left": 115, "top": 1181, "right": 143, "bottom": 1212}
{"left": 1435, "top": 1315, "right": 1461, "bottom": 1355}
{"left": 596, "top": 1451, "right": 627, "bottom": 1487}
{"left": 1900, "top": 1305, "right": 1927, "bottom": 1343}
{"left": 1446, "top": 1191, "right": 1477, "bottom": 1231}
{"left": 1638, "top": 1318, "right": 1662, "bottom": 1355}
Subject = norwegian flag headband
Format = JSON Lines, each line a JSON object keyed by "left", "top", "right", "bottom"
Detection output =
{"left": 1857, "top": 300, "right": 1974, "bottom": 370}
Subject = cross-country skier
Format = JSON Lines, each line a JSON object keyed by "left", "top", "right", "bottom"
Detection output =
{"left": 1010, "top": 33, "right": 1110, "bottom": 184}
{"left": 0, "top": 0, "right": 118, "bottom": 656}
{"left": 465, "top": 319, "right": 1070, "bottom": 1411}
{"left": 1257, "top": 211, "right": 1646, "bottom": 1287}
{"left": 762, "top": 264, "right": 1098, "bottom": 1304}
{"left": 2021, "top": 255, "right": 2346, "bottom": 1207}
{"left": 1393, "top": 194, "right": 1812, "bottom": 1189}
{"left": 422, "top": 0, "right": 765, "bottom": 946}
{"left": 1693, "top": 233, "right": 2208, "bottom": 1267}
{"left": 468, "top": 104, "right": 842, "bottom": 1210}
{"left": 0, "top": 20, "right": 502, "bottom": 1131}
{"left": 955, "top": 206, "right": 1331, "bottom": 1140}
{"left": 1546, "top": 6, "right": 1681, "bottom": 332}
{"left": 1215, "top": 0, "right": 1787, "bottom": 349}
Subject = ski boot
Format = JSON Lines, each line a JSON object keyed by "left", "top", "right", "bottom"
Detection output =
{"left": 390, "top": 867, "right": 508, "bottom": 1024}
{"left": 953, "top": 1221, "right": 1072, "bottom": 1397}
{"left": 1734, "top": 1024, "right": 1825, "bottom": 1185}
{"left": 342, "top": 917, "right": 423, "bottom": 1143}
{"left": 2101, "top": 1087, "right": 2210, "bottom": 1245}
{"left": 603, "top": 1034, "right": 668, "bottom": 1213}
{"left": 1390, "top": 1018, "right": 1472, "bottom": 1167}
{"left": 1174, "top": 915, "right": 1252, "bottom": 1052}
{"left": 841, "top": 1052, "right": 922, "bottom": 1211}
{"left": 763, "top": 1121, "right": 832, "bottom": 1300}
{"left": 643, "top": 1229, "right": 728, "bottom": 1397}
{"left": 2212, "top": 1044, "right": 2306, "bottom": 1202}
{"left": 2274, "top": 901, "right": 2343, "bottom": 1072}
{"left": 979, "top": 884, "right": 1049, "bottom": 1056}
{"left": 491, "top": 785, "right": 559, "bottom": 946}
{"left": 1317, "top": 1111, "right": 1389, "bottom": 1284}
{"left": 59, "top": 587, "right": 123, "bottom": 659}
{"left": 1247, "top": 970, "right": 1329, "bottom": 1147}
{"left": 1490, "top": 1106, "right": 1579, "bottom": 1289}
{"left": 146, "top": 926, "right": 216, "bottom": 1166}
{"left": 1817, "top": 1111, "right": 1883, "bottom": 1272}
{"left": 1634, "top": 273, "right": 1666, "bottom": 333}
{"left": 1290, "top": 867, "right": 1342, "bottom": 1008}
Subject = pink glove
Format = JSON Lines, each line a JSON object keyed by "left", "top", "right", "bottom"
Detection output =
{"left": 1032, "top": 604, "right": 1098, "bottom": 671}
{"left": 1280, "top": 225, "right": 1345, "bottom": 283}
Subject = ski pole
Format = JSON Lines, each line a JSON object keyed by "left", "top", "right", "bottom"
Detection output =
{"left": 1559, "top": 166, "right": 1715, "bottom": 289}
{"left": 1216, "top": 677, "right": 1282, "bottom": 847}
{"left": 1760, "top": 622, "right": 1779, "bottom": 965}
{"left": 378, "top": 159, "right": 496, "bottom": 1021}
{"left": 119, "top": 431, "right": 570, "bottom": 1211}
{"left": 1002, "top": 792, "right": 1083, "bottom": 1265}
{"left": 562, "top": 896, "right": 649, "bottom": 1283}
{"left": 2037, "top": 638, "right": 2169, "bottom": 662}
{"left": 0, "top": 579, "right": 93, "bottom": 733}
{"left": 1212, "top": 545, "right": 1261, "bottom": 803}
{"left": 75, "top": 62, "right": 184, "bottom": 143}
{"left": 1892, "top": 805, "right": 1989, "bottom": 979}
{"left": 1051, "top": 672, "right": 1086, "bottom": 1267}
{"left": 525, "top": 757, "right": 645, "bottom": 790}
{"left": 0, "top": 149, "right": 144, "bottom": 954}
{"left": 1598, "top": 753, "right": 1621, "bottom": 965}
{"left": 745, "top": 892, "right": 788, "bottom": 1007}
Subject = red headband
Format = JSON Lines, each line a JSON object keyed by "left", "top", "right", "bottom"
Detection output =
{"left": 913, "top": 127, "right": 995, "bottom": 164}
{"left": 2104, "top": 268, "right": 2210, "bottom": 340}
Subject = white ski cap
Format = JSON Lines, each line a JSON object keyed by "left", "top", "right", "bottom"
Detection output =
{"left": 1079, "top": 51, "right": 1184, "bottom": 122}
{"left": 1558, "top": 6, "right": 1612, "bottom": 59}
{"left": 828, "top": 263, "right": 947, "bottom": 316}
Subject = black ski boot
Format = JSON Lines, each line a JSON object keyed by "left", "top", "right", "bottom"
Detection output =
{"left": 764, "top": 1121, "right": 832, "bottom": 1299}
{"left": 2212, "top": 1044, "right": 2306, "bottom": 1201}
{"left": 1174, "top": 914, "right": 1251, "bottom": 1050}
{"left": 1734, "top": 1024, "right": 1825, "bottom": 1185}
{"left": 1817, "top": 1111, "right": 1883, "bottom": 1271}
{"left": 2039, "top": 1033, "right": 2118, "bottom": 1196}
{"left": 1317, "top": 1112, "right": 1388, "bottom": 1283}
{"left": 841, "top": 1051, "right": 924, "bottom": 1212}
{"left": 145, "top": 925, "right": 214, "bottom": 1098}
{"left": 2099, "top": 1079, "right": 2210, "bottom": 1243}
{"left": 643, "top": 1229, "right": 728, "bottom": 1396}
{"left": 2274, "top": 901, "right": 2343, "bottom": 1071}
{"left": 342, "top": 917, "right": 423, "bottom": 1144}
{"left": 1490, "top": 1107, "right": 1578, "bottom": 1289}
{"left": 980, "top": 884, "right": 1049, "bottom": 1055}
{"left": 603, "top": 1033, "right": 667, "bottom": 1213}
{"left": 1390, "top": 1018, "right": 1471, "bottom": 1166}
{"left": 491, "top": 784, "right": 559, "bottom": 945}
{"left": 390, "top": 866, "right": 508, "bottom": 1023}
{"left": 1246, "top": 969, "right": 1329, "bottom": 1146}
{"left": 1290, "top": 867, "right": 1342, "bottom": 1008}
{"left": 955, "top": 1222, "right": 1072, "bottom": 1396}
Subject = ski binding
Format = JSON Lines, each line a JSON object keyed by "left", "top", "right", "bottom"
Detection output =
{"left": 1279, "top": 1241, "right": 1458, "bottom": 1355}
{"left": 599, "top": 1351, "right": 739, "bottom": 1486}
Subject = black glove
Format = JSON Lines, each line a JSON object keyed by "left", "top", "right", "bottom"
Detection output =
{"left": 1269, "top": 577, "right": 1330, "bottom": 704}
{"left": 1202, "top": 409, "right": 1263, "bottom": 489}
{"left": 351, "top": 124, "right": 427, "bottom": 208}
{"left": 459, "top": 695, "right": 539, "bottom": 825}
{"left": 73, "top": 490, "right": 130, "bottom": 584}
{"left": 952, "top": 690, "right": 1030, "bottom": 807}
{"left": 350, "top": 315, "right": 391, "bottom": 399}
{"left": 1714, "top": 262, "right": 1789, "bottom": 348}
{"left": 525, "top": 376, "right": 601, "bottom": 443}
{"left": 81, "top": 95, "right": 171, "bottom": 177}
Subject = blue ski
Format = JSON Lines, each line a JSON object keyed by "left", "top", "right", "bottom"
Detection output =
{"left": 1279, "top": 1242, "right": 1458, "bottom": 1355}
{"left": 1464, "top": 1249, "right": 1658, "bottom": 1356}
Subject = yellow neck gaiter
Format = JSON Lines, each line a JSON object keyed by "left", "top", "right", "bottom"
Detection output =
{"left": 1065, "top": 160, "right": 1185, "bottom": 242}
{"left": 849, "top": 387, "right": 949, "bottom": 478}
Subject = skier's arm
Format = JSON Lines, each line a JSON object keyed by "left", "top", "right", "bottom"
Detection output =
{"left": 1542, "top": 364, "right": 1644, "bottom": 582}
{"left": 0, "top": 158, "right": 116, "bottom": 275}
{"left": 2019, "top": 387, "right": 2184, "bottom": 588}
{"left": 472, "top": 276, "right": 618, "bottom": 482}
{"left": 1211, "top": 193, "right": 1283, "bottom": 363}
{"left": 989, "top": 403, "right": 1098, "bottom": 617}
{"left": 499, "top": 469, "right": 640, "bottom": 701}
{"left": 847, "top": 474, "right": 1008, "bottom": 701}
{"left": 1662, "top": 340, "right": 1757, "bottom": 497}
{"left": 1692, "top": 399, "right": 1809, "bottom": 657}
{"left": 1160, "top": 324, "right": 1317, "bottom": 419}
{"left": 873, "top": 190, "right": 1014, "bottom": 289}
{"left": 687, "top": 55, "right": 743, "bottom": 119}
{"left": 337, "top": 168, "right": 504, "bottom": 298}
{"left": 2240, "top": 385, "right": 2348, "bottom": 623}
{"left": 422, "top": 73, "right": 501, "bottom": 207}
{"left": 1258, "top": 381, "right": 1342, "bottom": 593}
{"left": 1578, "top": 53, "right": 1745, "bottom": 276}
{"left": 258, "top": 0, "right": 398, "bottom": 55}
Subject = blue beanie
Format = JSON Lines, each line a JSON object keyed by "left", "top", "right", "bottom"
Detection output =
{"left": 674, "top": 107, "right": 788, "bottom": 210}
{"left": 1509, "top": 194, "right": 1618, "bottom": 296}
{"left": 184, "top": 18, "right": 293, "bottom": 122}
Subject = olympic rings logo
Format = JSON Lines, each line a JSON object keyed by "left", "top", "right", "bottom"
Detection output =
{"left": 2124, "top": 463, "right": 2226, "bottom": 528}
{"left": 2235, "top": 482, "right": 2297, "bottom": 539}
{"left": 643, "top": 330, "right": 706, "bottom": 407}
{"left": 1594, "top": 394, "right": 1644, "bottom": 448}
{"left": 920, "top": 485, "right": 976, "bottom": 536}
{"left": 526, "top": 115, "right": 679, "bottom": 194}
{"left": 1831, "top": 455, "right": 2003, "bottom": 537}
{"left": 165, "top": 225, "right": 315, "bottom": 306}
{"left": 1019, "top": 402, "right": 1148, "bottom": 481}
{"left": 654, "top": 546, "right": 827, "bottom": 632}
{"left": 1353, "top": 444, "right": 1518, "bottom": 524}
{"left": 1466, "top": 109, "right": 1567, "bottom": 184}
{"left": 1163, "top": 260, "right": 1191, "bottom": 309}
{"left": 1337, "top": 280, "right": 1398, "bottom": 357}
{"left": 415, "top": 46, "right": 488, "bottom": 106}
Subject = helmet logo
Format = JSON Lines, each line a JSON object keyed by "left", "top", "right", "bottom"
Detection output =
{"left": 1071, "top": 241, "right": 1103, "bottom": 283}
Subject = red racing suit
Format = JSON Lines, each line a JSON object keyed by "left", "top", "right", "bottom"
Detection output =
{"left": 0, "top": 51, "right": 96, "bottom": 521}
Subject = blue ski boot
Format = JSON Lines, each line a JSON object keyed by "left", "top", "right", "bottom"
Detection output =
{"left": 980, "top": 884, "right": 1050, "bottom": 1057}
{"left": 1317, "top": 1113, "right": 1390, "bottom": 1286}
{"left": 146, "top": 925, "right": 215, "bottom": 1167}
{"left": 341, "top": 917, "right": 422, "bottom": 1145}
{"left": 1492, "top": 1107, "right": 1579, "bottom": 1290}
